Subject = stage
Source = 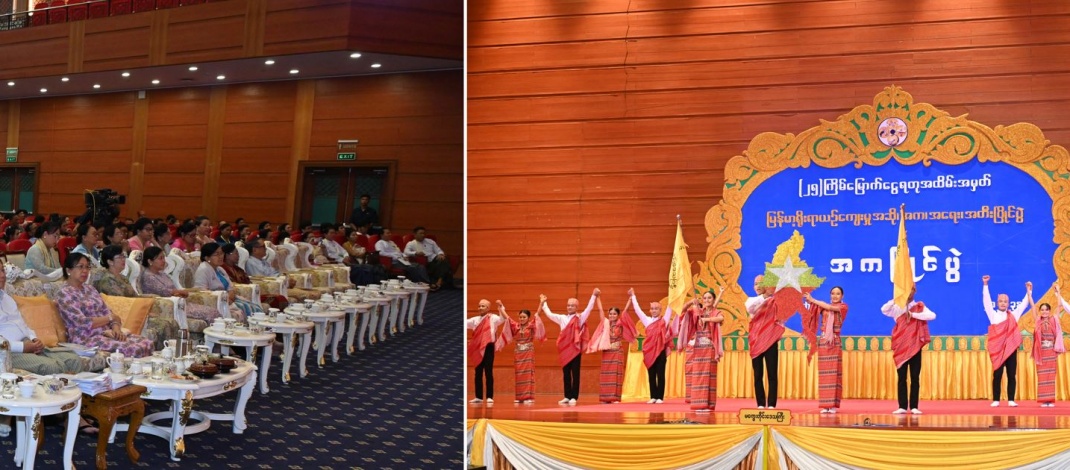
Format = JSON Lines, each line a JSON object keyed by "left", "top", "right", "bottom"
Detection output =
{"left": 466, "top": 394, "right": 1070, "bottom": 469}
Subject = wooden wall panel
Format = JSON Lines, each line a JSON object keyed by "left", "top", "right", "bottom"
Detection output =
{"left": 468, "top": 0, "right": 1070, "bottom": 387}
{"left": 81, "top": 16, "right": 154, "bottom": 72}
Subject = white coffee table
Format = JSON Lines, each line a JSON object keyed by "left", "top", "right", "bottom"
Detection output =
{"left": 286, "top": 307, "right": 346, "bottom": 366}
{"left": 0, "top": 387, "right": 81, "bottom": 470}
{"left": 362, "top": 294, "right": 390, "bottom": 344}
{"left": 119, "top": 361, "right": 257, "bottom": 461}
{"left": 343, "top": 302, "right": 372, "bottom": 354}
{"left": 258, "top": 318, "right": 313, "bottom": 382}
{"left": 380, "top": 289, "right": 411, "bottom": 338}
{"left": 203, "top": 326, "right": 275, "bottom": 394}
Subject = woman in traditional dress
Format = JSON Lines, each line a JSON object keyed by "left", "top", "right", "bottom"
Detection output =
{"left": 54, "top": 253, "right": 153, "bottom": 358}
{"left": 498, "top": 299, "right": 545, "bottom": 404}
{"left": 681, "top": 287, "right": 725, "bottom": 412}
{"left": 805, "top": 286, "right": 849, "bottom": 414}
{"left": 139, "top": 246, "right": 222, "bottom": 324}
{"left": 587, "top": 300, "right": 637, "bottom": 404}
{"left": 1036, "top": 284, "right": 1068, "bottom": 407}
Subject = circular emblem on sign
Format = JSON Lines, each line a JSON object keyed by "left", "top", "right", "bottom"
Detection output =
{"left": 877, "top": 117, "right": 908, "bottom": 148}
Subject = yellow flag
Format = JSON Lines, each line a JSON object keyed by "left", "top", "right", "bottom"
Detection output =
{"left": 667, "top": 218, "right": 693, "bottom": 315}
{"left": 893, "top": 205, "right": 914, "bottom": 308}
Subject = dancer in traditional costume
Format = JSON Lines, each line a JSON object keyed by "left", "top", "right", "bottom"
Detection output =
{"left": 1035, "top": 284, "right": 1068, "bottom": 407}
{"left": 587, "top": 299, "right": 637, "bottom": 404}
{"left": 746, "top": 275, "right": 782, "bottom": 409}
{"left": 498, "top": 299, "right": 546, "bottom": 404}
{"left": 543, "top": 289, "right": 599, "bottom": 405}
{"left": 466, "top": 299, "right": 504, "bottom": 404}
{"left": 982, "top": 276, "right": 1031, "bottom": 407}
{"left": 679, "top": 288, "right": 725, "bottom": 412}
{"left": 805, "top": 286, "right": 848, "bottom": 414}
{"left": 881, "top": 285, "right": 935, "bottom": 414}
{"left": 628, "top": 289, "right": 674, "bottom": 404}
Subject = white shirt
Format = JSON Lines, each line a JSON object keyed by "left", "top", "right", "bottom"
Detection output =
{"left": 745, "top": 295, "right": 769, "bottom": 317}
{"left": 320, "top": 238, "right": 348, "bottom": 263}
{"left": 0, "top": 290, "right": 36, "bottom": 353}
{"left": 375, "top": 239, "right": 410, "bottom": 266}
{"left": 246, "top": 256, "right": 278, "bottom": 277}
{"left": 628, "top": 295, "right": 672, "bottom": 328}
{"left": 466, "top": 314, "right": 504, "bottom": 338}
{"left": 1057, "top": 294, "right": 1070, "bottom": 315}
{"left": 981, "top": 285, "right": 1028, "bottom": 325}
{"left": 404, "top": 238, "right": 445, "bottom": 259}
{"left": 542, "top": 295, "right": 597, "bottom": 329}
{"left": 880, "top": 299, "right": 937, "bottom": 321}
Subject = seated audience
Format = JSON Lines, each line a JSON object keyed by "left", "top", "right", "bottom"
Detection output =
{"left": 54, "top": 253, "right": 153, "bottom": 358}
{"left": 375, "top": 228, "right": 431, "bottom": 285}
{"left": 195, "top": 216, "right": 214, "bottom": 247}
{"left": 139, "top": 246, "right": 221, "bottom": 323}
{"left": 126, "top": 217, "right": 157, "bottom": 252}
{"left": 216, "top": 223, "right": 235, "bottom": 244}
{"left": 221, "top": 243, "right": 287, "bottom": 310}
{"left": 404, "top": 226, "right": 453, "bottom": 291}
{"left": 70, "top": 223, "right": 102, "bottom": 267}
{"left": 24, "top": 221, "right": 62, "bottom": 275}
{"left": 0, "top": 266, "right": 84, "bottom": 375}
{"left": 102, "top": 225, "right": 130, "bottom": 255}
{"left": 193, "top": 243, "right": 255, "bottom": 321}
{"left": 92, "top": 245, "right": 179, "bottom": 348}
{"left": 153, "top": 222, "right": 173, "bottom": 250}
{"left": 171, "top": 221, "right": 199, "bottom": 253}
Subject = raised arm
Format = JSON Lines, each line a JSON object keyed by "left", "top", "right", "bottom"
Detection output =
{"left": 540, "top": 294, "right": 567, "bottom": 326}
{"left": 578, "top": 288, "right": 599, "bottom": 323}
{"left": 981, "top": 276, "right": 999, "bottom": 322}
{"left": 1011, "top": 282, "right": 1032, "bottom": 320}
{"left": 880, "top": 299, "right": 903, "bottom": 319}
{"left": 628, "top": 288, "right": 652, "bottom": 324}
{"left": 1056, "top": 283, "right": 1070, "bottom": 317}
{"left": 497, "top": 300, "right": 510, "bottom": 321}
{"left": 804, "top": 291, "right": 842, "bottom": 312}
{"left": 910, "top": 303, "right": 936, "bottom": 321}
{"left": 712, "top": 285, "right": 726, "bottom": 308}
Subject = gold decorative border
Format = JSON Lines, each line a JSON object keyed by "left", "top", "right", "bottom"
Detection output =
{"left": 702, "top": 85, "right": 1070, "bottom": 336}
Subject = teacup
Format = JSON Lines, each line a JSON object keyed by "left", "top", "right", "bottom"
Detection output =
{"left": 320, "top": 294, "right": 333, "bottom": 301}
{"left": 128, "top": 361, "right": 144, "bottom": 375}
{"left": 224, "top": 318, "right": 237, "bottom": 335}
{"left": 303, "top": 299, "right": 315, "bottom": 308}
{"left": 18, "top": 381, "right": 34, "bottom": 399}
{"left": 276, "top": 313, "right": 289, "bottom": 322}
{"left": 212, "top": 320, "right": 226, "bottom": 331}
{"left": 108, "top": 353, "right": 126, "bottom": 373}
{"left": 309, "top": 303, "right": 323, "bottom": 313}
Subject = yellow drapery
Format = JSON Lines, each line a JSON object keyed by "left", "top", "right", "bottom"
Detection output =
{"left": 467, "top": 419, "right": 488, "bottom": 467}
{"left": 776, "top": 426, "right": 1070, "bottom": 469}
{"left": 622, "top": 349, "right": 1070, "bottom": 400}
{"left": 487, "top": 419, "right": 760, "bottom": 470}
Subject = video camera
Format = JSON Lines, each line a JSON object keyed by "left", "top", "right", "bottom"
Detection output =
{"left": 76, "top": 188, "right": 126, "bottom": 226}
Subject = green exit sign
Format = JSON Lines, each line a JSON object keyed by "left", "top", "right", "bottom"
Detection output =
{"left": 337, "top": 152, "right": 356, "bottom": 161}
{"left": 5, "top": 147, "right": 16, "bottom": 163}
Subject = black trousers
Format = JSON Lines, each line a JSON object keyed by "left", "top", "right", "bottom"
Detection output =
{"left": 993, "top": 352, "right": 1018, "bottom": 401}
{"left": 562, "top": 354, "right": 582, "bottom": 399}
{"left": 897, "top": 351, "right": 923, "bottom": 410}
{"left": 752, "top": 347, "right": 779, "bottom": 407}
{"left": 474, "top": 344, "right": 495, "bottom": 399}
{"left": 648, "top": 351, "right": 667, "bottom": 400}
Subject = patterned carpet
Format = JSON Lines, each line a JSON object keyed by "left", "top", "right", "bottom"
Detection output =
{"left": 0, "top": 288, "right": 463, "bottom": 469}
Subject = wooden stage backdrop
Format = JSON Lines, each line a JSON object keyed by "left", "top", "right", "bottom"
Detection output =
{"left": 467, "top": 0, "right": 1070, "bottom": 396}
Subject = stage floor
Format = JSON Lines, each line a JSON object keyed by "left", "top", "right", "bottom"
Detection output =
{"left": 468, "top": 394, "right": 1070, "bottom": 430}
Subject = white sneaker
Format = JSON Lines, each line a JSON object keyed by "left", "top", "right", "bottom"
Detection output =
{"left": 469, "top": 398, "right": 483, "bottom": 404}
{"left": 892, "top": 408, "right": 907, "bottom": 414}
{"left": 694, "top": 408, "right": 710, "bottom": 413}
{"left": 1008, "top": 401, "right": 1018, "bottom": 407}
{"left": 568, "top": 399, "right": 577, "bottom": 405}
{"left": 486, "top": 398, "right": 494, "bottom": 404}
{"left": 1049, "top": 403, "right": 1056, "bottom": 408}
{"left": 820, "top": 408, "right": 829, "bottom": 414}
{"left": 655, "top": 399, "right": 664, "bottom": 404}
{"left": 611, "top": 401, "right": 620, "bottom": 404}
{"left": 647, "top": 399, "right": 656, "bottom": 404}
{"left": 514, "top": 400, "right": 520, "bottom": 404}
{"left": 991, "top": 401, "right": 1000, "bottom": 407}
{"left": 767, "top": 406, "right": 775, "bottom": 409}
{"left": 828, "top": 408, "right": 837, "bottom": 414}
{"left": 757, "top": 405, "right": 765, "bottom": 409}
{"left": 525, "top": 399, "right": 535, "bottom": 404}
{"left": 911, "top": 408, "right": 922, "bottom": 415}
{"left": 558, "top": 398, "right": 570, "bottom": 404}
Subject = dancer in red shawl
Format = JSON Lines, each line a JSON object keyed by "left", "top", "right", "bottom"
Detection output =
{"left": 628, "top": 288, "right": 675, "bottom": 404}
{"left": 680, "top": 288, "right": 725, "bottom": 412}
{"left": 1035, "top": 284, "right": 1068, "bottom": 407}
{"left": 982, "top": 275, "right": 1031, "bottom": 407}
{"left": 498, "top": 299, "right": 547, "bottom": 404}
{"left": 466, "top": 299, "right": 505, "bottom": 404}
{"left": 881, "top": 285, "right": 935, "bottom": 414}
{"left": 587, "top": 299, "right": 637, "bottom": 404}
{"left": 804, "top": 286, "right": 848, "bottom": 413}
{"left": 746, "top": 274, "right": 782, "bottom": 409}
{"left": 542, "top": 289, "right": 599, "bottom": 405}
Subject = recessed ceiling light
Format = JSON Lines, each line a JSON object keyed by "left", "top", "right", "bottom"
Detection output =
{"left": 151, "top": 79, "right": 160, "bottom": 85}
{"left": 289, "top": 69, "right": 299, "bottom": 74}
{"left": 188, "top": 66, "right": 198, "bottom": 71}
{"left": 93, "top": 84, "right": 101, "bottom": 89}
{"left": 349, "top": 52, "right": 362, "bottom": 59}
{"left": 216, "top": 75, "right": 226, "bottom": 80}
{"left": 121, "top": 72, "right": 130, "bottom": 78}
{"left": 264, "top": 59, "right": 275, "bottom": 65}
{"left": 39, "top": 88, "right": 47, "bottom": 93}
{"left": 6, "top": 81, "right": 13, "bottom": 87}
{"left": 61, "top": 77, "right": 69, "bottom": 82}
{"left": 371, "top": 63, "right": 382, "bottom": 68}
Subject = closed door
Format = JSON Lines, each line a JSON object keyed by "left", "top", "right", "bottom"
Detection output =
{"left": 298, "top": 165, "right": 390, "bottom": 228}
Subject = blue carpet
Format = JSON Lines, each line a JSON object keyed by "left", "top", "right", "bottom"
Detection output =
{"left": 0, "top": 288, "right": 463, "bottom": 469}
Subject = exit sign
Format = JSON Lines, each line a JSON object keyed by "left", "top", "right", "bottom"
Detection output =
{"left": 337, "top": 152, "right": 356, "bottom": 161}
{"left": 4, "top": 147, "right": 15, "bottom": 163}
